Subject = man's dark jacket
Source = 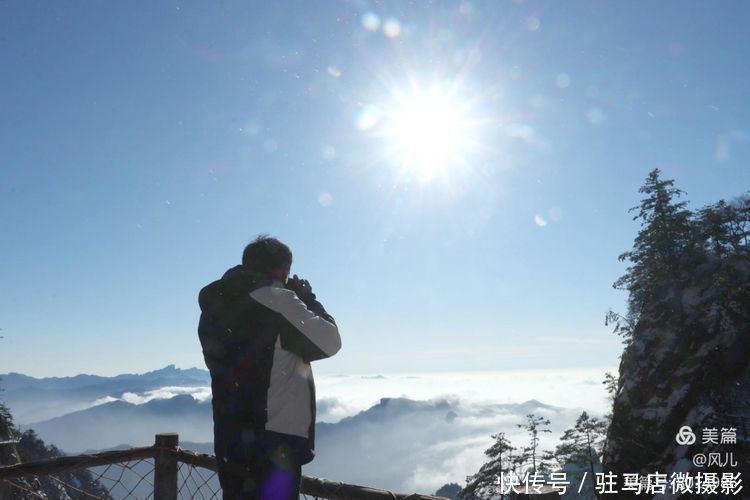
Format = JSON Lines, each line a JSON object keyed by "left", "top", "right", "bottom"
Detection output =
{"left": 198, "top": 265, "right": 340, "bottom": 468}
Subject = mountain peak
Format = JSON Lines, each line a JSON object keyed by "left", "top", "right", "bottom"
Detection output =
{"left": 153, "top": 364, "right": 177, "bottom": 373}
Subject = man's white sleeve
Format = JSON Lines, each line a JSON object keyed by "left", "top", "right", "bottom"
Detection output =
{"left": 250, "top": 286, "right": 341, "bottom": 360}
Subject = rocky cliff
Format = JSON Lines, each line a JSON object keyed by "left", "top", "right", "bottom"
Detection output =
{"left": 604, "top": 255, "right": 750, "bottom": 484}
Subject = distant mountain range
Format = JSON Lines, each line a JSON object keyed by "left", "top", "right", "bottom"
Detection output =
{"left": 0, "top": 365, "right": 210, "bottom": 423}
{"left": 29, "top": 394, "right": 214, "bottom": 451}
{"left": 308, "top": 397, "right": 571, "bottom": 492}
{"left": 1, "top": 366, "right": 589, "bottom": 493}
{"left": 26, "top": 391, "right": 580, "bottom": 494}
{"left": 0, "top": 365, "right": 209, "bottom": 393}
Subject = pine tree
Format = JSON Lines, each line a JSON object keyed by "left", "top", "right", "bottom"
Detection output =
{"left": 1, "top": 384, "right": 25, "bottom": 499}
{"left": 610, "top": 168, "right": 696, "bottom": 343}
{"left": 0, "top": 373, "right": 20, "bottom": 460}
{"left": 0, "top": 402, "right": 19, "bottom": 450}
{"left": 553, "top": 412, "right": 607, "bottom": 500}
{"left": 514, "top": 413, "right": 552, "bottom": 475}
{"left": 696, "top": 195, "right": 750, "bottom": 258}
{"left": 0, "top": 402, "right": 112, "bottom": 498}
{"left": 435, "top": 482, "right": 462, "bottom": 499}
{"left": 601, "top": 372, "right": 618, "bottom": 422}
{"left": 460, "top": 432, "right": 515, "bottom": 499}
{"left": 16, "top": 430, "right": 113, "bottom": 498}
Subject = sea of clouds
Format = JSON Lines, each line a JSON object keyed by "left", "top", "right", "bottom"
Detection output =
{"left": 70, "top": 367, "right": 614, "bottom": 492}
{"left": 88, "top": 366, "right": 613, "bottom": 421}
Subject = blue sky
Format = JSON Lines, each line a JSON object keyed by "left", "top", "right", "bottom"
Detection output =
{"left": 1, "top": 1, "right": 748, "bottom": 377}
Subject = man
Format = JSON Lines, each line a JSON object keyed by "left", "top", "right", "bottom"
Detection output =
{"left": 198, "top": 235, "right": 341, "bottom": 499}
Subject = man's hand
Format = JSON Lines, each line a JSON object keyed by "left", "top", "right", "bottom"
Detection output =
{"left": 287, "top": 274, "right": 315, "bottom": 301}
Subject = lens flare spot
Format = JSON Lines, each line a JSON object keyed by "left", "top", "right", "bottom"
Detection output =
{"left": 327, "top": 66, "right": 342, "bottom": 78}
{"left": 356, "top": 105, "right": 382, "bottom": 130}
{"left": 361, "top": 12, "right": 381, "bottom": 32}
{"left": 715, "top": 130, "right": 749, "bottom": 162}
{"left": 322, "top": 146, "right": 337, "bottom": 161}
{"left": 383, "top": 18, "right": 402, "bottom": 38}
{"left": 548, "top": 207, "right": 562, "bottom": 221}
{"left": 556, "top": 73, "right": 571, "bottom": 89}
{"left": 264, "top": 139, "right": 279, "bottom": 152}
{"left": 534, "top": 214, "right": 548, "bottom": 227}
{"left": 510, "top": 124, "right": 536, "bottom": 143}
{"left": 459, "top": 1, "right": 475, "bottom": 16}
{"left": 530, "top": 94, "right": 545, "bottom": 109}
{"left": 243, "top": 121, "right": 261, "bottom": 136}
{"left": 667, "top": 42, "right": 685, "bottom": 57}
{"left": 526, "top": 16, "right": 540, "bottom": 32}
{"left": 318, "top": 192, "right": 333, "bottom": 206}
{"left": 586, "top": 107, "right": 605, "bottom": 125}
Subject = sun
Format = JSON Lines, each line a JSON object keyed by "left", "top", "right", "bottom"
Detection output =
{"left": 384, "top": 88, "right": 472, "bottom": 179}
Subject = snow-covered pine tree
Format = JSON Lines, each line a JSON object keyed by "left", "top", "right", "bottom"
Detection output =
{"left": 553, "top": 412, "right": 607, "bottom": 500}
{"left": 514, "top": 413, "right": 552, "bottom": 475}
{"left": 609, "top": 168, "right": 696, "bottom": 344}
{"left": 459, "top": 432, "right": 515, "bottom": 499}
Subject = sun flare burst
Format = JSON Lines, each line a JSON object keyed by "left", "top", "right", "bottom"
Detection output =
{"left": 389, "top": 93, "right": 468, "bottom": 176}
{"left": 382, "top": 87, "right": 474, "bottom": 179}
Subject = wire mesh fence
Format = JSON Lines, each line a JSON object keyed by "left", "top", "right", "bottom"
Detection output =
{"left": 91, "top": 458, "right": 155, "bottom": 499}
{"left": 176, "top": 461, "right": 220, "bottom": 500}
{"left": 0, "top": 459, "right": 153, "bottom": 499}
{"left": 0, "top": 457, "right": 223, "bottom": 499}
{"left": 1, "top": 434, "right": 448, "bottom": 500}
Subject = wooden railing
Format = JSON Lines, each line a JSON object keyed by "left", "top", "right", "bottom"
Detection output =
{"left": 0, "top": 433, "right": 448, "bottom": 499}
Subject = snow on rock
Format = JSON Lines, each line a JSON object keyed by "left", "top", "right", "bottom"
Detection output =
{"left": 603, "top": 258, "right": 750, "bottom": 484}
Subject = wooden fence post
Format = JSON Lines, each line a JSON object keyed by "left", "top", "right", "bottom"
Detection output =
{"left": 154, "top": 433, "right": 179, "bottom": 500}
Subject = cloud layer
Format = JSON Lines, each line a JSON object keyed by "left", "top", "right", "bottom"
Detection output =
{"left": 22, "top": 367, "right": 613, "bottom": 495}
{"left": 308, "top": 397, "right": 585, "bottom": 494}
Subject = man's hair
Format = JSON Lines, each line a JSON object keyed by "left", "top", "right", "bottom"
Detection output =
{"left": 242, "top": 235, "right": 293, "bottom": 273}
